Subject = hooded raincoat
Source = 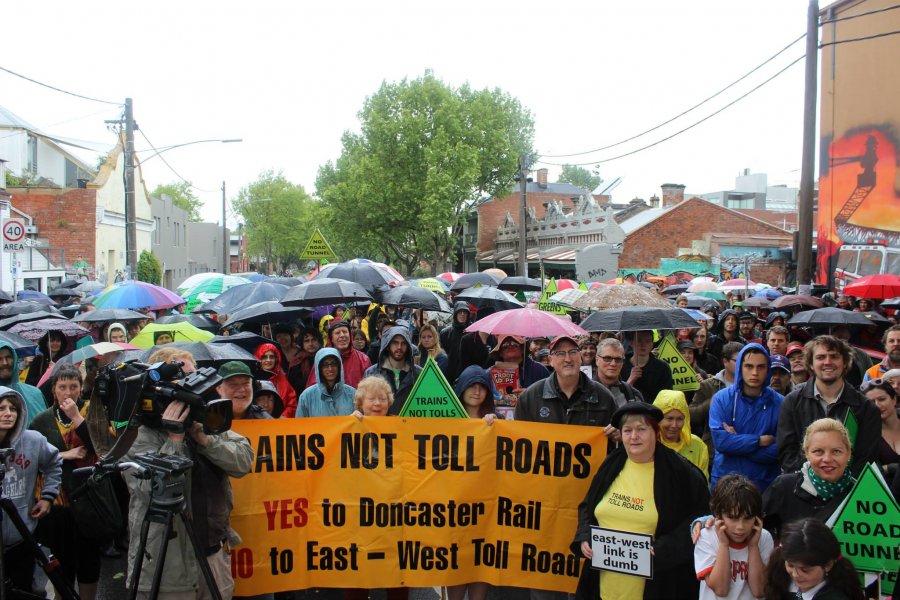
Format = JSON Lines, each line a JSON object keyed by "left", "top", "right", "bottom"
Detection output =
{"left": 0, "top": 387, "right": 61, "bottom": 548}
{"left": 709, "top": 343, "right": 783, "bottom": 491}
{"left": 453, "top": 365, "right": 497, "bottom": 418}
{"left": 254, "top": 343, "right": 298, "bottom": 418}
{"left": 706, "top": 309, "right": 748, "bottom": 359}
{"left": 653, "top": 390, "right": 709, "bottom": 479}
{"left": 296, "top": 348, "right": 356, "bottom": 417}
{"left": 24, "top": 331, "right": 70, "bottom": 389}
{"left": 363, "top": 326, "right": 422, "bottom": 416}
{"left": 0, "top": 340, "right": 48, "bottom": 426}
{"left": 441, "top": 301, "right": 472, "bottom": 383}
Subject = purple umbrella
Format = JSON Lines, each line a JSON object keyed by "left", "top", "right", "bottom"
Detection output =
{"left": 93, "top": 281, "right": 185, "bottom": 310}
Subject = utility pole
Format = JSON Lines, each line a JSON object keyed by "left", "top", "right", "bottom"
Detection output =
{"left": 124, "top": 97, "right": 137, "bottom": 279}
{"left": 517, "top": 156, "right": 530, "bottom": 278}
{"left": 797, "top": 0, "right": 819, "bottom": 288}
{"left": 222, "top": 181, "right": 228, "bottom": 274}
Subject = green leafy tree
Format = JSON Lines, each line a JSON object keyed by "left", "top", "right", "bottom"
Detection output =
{"left": 316, "top": 71, "right": 534, "bottom": 274}
{"left": 151, "top": 181, "right": 203, "bottom": 222}
{"left": 137, "top": 250, "right": 162, "bottom": 284}
{"left": 232, "top": 170, "right": 320, "bottom": 274}
{"left": 557, "top": 164, "right": 602, "bottom": 193}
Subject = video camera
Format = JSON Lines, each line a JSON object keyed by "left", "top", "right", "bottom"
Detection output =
{"left": 96, "top": 359, "right": 233, "bottom": 435}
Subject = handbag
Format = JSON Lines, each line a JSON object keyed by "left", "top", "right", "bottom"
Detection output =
{"left": 68, "top": 473, "right": 125, "bottom": 541}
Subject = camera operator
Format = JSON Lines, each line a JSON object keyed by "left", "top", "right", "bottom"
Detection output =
{"left": 0, "top": 386, "right": 62, "bottom": 595}
{"left": 125, "top": 348, "right": 253, "bottom": 600}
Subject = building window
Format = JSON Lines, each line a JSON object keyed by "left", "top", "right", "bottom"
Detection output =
{"left": 27, "top": 134, "right": 38, "bottom": 173}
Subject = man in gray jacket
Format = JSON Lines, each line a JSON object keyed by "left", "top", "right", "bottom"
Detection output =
{"left": 364, "top": 325, "right": 422, "bottom": 415}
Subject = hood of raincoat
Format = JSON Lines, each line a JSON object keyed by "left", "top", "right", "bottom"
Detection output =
{"left": 376, "top": 326, "right": 414, "bottom": 367}
{"left": 313, "top": 347, "right": 345, "bottom": 389}
{"left": 653, "top": 389, "right": 692, "bottom": 452}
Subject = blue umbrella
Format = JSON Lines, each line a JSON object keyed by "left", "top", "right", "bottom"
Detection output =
{"left": 16, "top": 290, "right": 55, "bottom": 304}
{"left": 754, "top": 288, "right": 783, "bottom": 300}
{"left": 680, "top": 308, "right": 714, "bottom": 322}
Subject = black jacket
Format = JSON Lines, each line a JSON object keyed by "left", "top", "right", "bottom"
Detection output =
{"left": 762, "top": 471, "right": 849, "bottom": 542}
{"left": 777, "top": 377, "right": 881, "bottom": 475}
{"left": 619, "top": 354, "right": 674, "bottom": 405}
{"left": 440, "top": 302, "right": 472, "bottom": 383}
{"left": 571, "top": 444, "right": 710, "bottom": 599}
{"left": 515, "top": 372, "right": 615, "bottom": 428}
{"left": 363, "top": 326, "right": 422, "bottom": 415}
{"left": 706, "top": 309, "right": 748, "bottom": 360}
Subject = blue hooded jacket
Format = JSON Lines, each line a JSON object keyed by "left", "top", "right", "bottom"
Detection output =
{"left": 295, "top": 347, "right": 356, "bottom": 417}
{"left": 453, "top": 365, "right": 497, "bottom": 418}
{"left": 709, "top": 342, "right": 783, "bottom": 491}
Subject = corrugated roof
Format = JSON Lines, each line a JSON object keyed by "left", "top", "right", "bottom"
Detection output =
{"left": 618, "top": 206, "right": 673, "bottom": 234}
{"left": 0, "top": 106, "right": 41, "bottom": 131}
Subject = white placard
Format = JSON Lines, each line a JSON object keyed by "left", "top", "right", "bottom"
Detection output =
{"left": 591, "top": 526, "right": 653, "bottom": 579}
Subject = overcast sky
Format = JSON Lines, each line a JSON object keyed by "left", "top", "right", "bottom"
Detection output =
{"left": 3, "top": 1, "right": 829, "bottom": 223}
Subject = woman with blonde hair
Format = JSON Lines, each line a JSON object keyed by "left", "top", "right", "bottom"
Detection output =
{"left": 417, "top": 323, "right": 448, "bottom": 373}
{"left": 352, "top": 376, "right": 394, "bottom": 418}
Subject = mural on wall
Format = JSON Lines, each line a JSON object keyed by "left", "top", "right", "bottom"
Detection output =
{"left": 816, "top": 127, "right": 900, "bottom": 284}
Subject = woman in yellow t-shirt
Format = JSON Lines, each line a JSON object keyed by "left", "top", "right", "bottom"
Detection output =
{"left": 571, "top": 402, "right": 709, "bottom": 600}
{"left": 652, "top": 389, "right": 710, "bottom": 480}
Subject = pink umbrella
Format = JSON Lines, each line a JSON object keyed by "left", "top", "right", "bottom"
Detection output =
{"left": 687, "top": 280, "right": 719, "bottom": 293}
{"left": 719, "top": 278, "right": 756, "bottom": 288}
{"left": 464, "top": 308, "right": 587, "bottom": 338}
{"left": 590, "top": 282, "right": 605, "bottom": 289}
{"left": 555, "top": 279, "right": 579, "bottom": 291}
{"left": 437, "top": 272, "right": 463, "bottom": 283}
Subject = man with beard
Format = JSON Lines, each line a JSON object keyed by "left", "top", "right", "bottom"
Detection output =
{"left": 0, "top": 343, "right": 46, "bottom": 425}
{"left": 786, "top": 342, "right": 810, "bottom": 387}
{"left": 305, "top": 321, "right": 371, "bottom": 389}
{"left": 863, "top": 324, "right": 900, "bottom": 384}
{"left": 707, "top": 310, "right": 748, "bottom": 359}
{"left": 777, "top": 335, "right": 880, "bottom": 475}
{"left": 364, "top": 325, "right": 422, "bottom": 414}
{"left": 767, "top": 354, "right": 792, "bottom": 396}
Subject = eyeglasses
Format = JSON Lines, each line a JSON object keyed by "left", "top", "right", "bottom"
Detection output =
{"left": 598, "top": 356, "right": 625, "bottom": 364}
{"left": 321, "top": 362, "right": 340, "bottom": 370}
{"left": 550, "top": 349, "right": 580, "bottom": 359}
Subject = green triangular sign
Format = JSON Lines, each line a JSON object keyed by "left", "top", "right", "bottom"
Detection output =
{"left": 578, "top": 281, "right": 589, "bottom": 291}
{"left": 299, "top": 228, "right": 337, "bottom": 261}
{"left": 536, "top": 278, "right": 568, "bottom": 315}
{"left": 656, "top": 333, "right": 699, "bottom": 392}
{"left": 827, "top": 463, "right": 899, "bottom": 596}
{"left": 398, "top": 356, "right": 467, "bottom": 418}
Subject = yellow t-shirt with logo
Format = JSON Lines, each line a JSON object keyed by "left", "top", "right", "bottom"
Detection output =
{"left": 593, "top": 459, "right": 658, "bottom": 600}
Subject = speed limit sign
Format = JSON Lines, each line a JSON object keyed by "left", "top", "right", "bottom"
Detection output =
{"left": 3, "top": 219, "right": 25, "bottom": 252}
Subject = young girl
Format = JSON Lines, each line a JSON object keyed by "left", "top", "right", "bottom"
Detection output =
{"left": 765, "top": 518, "right": 863, "bottom": 600}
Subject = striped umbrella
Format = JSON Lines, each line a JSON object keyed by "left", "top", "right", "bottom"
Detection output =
{"left": 93, "top": 281, "right": 185, "bottom": 310}
{"left": 181, "top": 275, "right": 250, "bottom": 312}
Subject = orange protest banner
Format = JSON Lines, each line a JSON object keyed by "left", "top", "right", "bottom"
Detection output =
{"left": 229, "top": 417, "right": 606, "bottom": 595}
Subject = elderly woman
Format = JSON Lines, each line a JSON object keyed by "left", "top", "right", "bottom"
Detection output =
{"left": 572, "top": 402, "right": 710, "bottom": 599}
{"left": 763, "top": 418, "right": 855, "bottom": 541}
{"left": 652, "top": 390, "right": 709, "bottom": 480}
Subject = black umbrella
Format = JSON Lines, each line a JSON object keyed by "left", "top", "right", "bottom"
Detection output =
{"left": 201, "top": 282, "right": 289, "bottom": 315}
{"left": 128, "top": 341, "right": 263, "bottom": 373}
{"left": 0, "top": 301, "right": 62, "bottom": 318}
{"left": 661, "top": 284, "right": 690, "bottom": 296}
{"left": 281, "top": 278, "right": 373, "bottom": 307}
{"left": 267, "top": 276, "right": 305, "bottom": 287}
{"left": 0, "top": 331, "right": 38, "bottom": 358}
{"left": 580, "top": 306, "right": 701, "bottom": 332}
{"left": 0, "top": 311, "right": 68, "bottom": 331}
{"left": 156, "top": 314, "right": 223, "bottom": 333}
{"left": 449, "top": 272, "right": 501, "bottom": 292}
{"left": 58, "top": 305, "right": 82, "bottom": 318}
{"left": 220, "top": 301, "right": 310, "bottom": 327}
{"left": 379, "top": 286, "right": 452, "bottom": 312}
{"left": 786, "top": 307, "right": 888, "bottom": 327}
{"left": 315, "top": 262, "right": 401, "bottom": 289}
{"left": 55, "top": 279, "right": 82, "bottom": 289}
{"left": 881, "top": 297, "right": 900, "bottom": 309}
{"left": 456, "top": 287, "right": 523, "bottom": 311}
{"left": 677, "top": 294, "right": 714, "bottom": 309}
{"left": 73, "top": 280, "right": 105, "bottom": 294}
{"left": 498, "top": 276, "right": 543, "bottom": 292}
{"left": 0, "top": 290, "right": 12, "bottom": 304}
{"left": 48, "top": 288, "right": 81, "bottom": 299}
{"left": 9, "top": 318, "right": 91, "bottom": 343}
{"left": 72, "top": 308, "right": 149, "bottom": 323}
{"left": 210, "top": 331, "right": 277, "bottom": 356}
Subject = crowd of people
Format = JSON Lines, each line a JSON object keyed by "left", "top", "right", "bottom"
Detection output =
{"left": 0, "top": 285, "right": 898, "bottom": 600}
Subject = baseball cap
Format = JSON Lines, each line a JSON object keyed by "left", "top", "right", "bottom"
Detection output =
{"left": 769, "top": 354, "right": 790, "bottom": 373}
{"left": 548, "top": 335, "right": 579, "bottom": 350}
{"left": 786, "top": 342, "right": 805, "bottom": 356}
{"left": 218, "top": 361, "right": 253, "bottom": 380}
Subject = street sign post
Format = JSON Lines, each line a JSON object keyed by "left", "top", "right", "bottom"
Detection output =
{"left": 2, "top": 219, "right": 25, "bottom": 253}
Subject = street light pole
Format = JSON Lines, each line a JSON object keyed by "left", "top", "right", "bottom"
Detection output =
{"left": 124, "top": 98, "right": 137, "bottom": 278}
{"left": 222, "top": 181, "right": 228, "bottom": 274}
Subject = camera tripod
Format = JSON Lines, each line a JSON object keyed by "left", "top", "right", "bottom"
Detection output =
{"left": 92, "top": 454, "right": 223, "bottom": 600}
{"left": 0, "top": 471, "right": 79, "bottom": 600}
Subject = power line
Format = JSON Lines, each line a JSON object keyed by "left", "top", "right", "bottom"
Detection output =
{"left": 821, "top": 3, "right": 900, "bottom": 24}
{"left": 0, "top": 64, "right": 121, "bottom": 106}
{"left": 536, "top": 55, "right": 805, "bottom": 168}
{"left": 539, "top": 32, "right": 805, "bottom": 159}
{"left": 0, "top": 106, "right": 121, "bottom": 143}
{"left": 820, "top": 28, "right": 900, "bottom": 47}
{"left": 137, "top": 129, "right": 217, "bottom": 193}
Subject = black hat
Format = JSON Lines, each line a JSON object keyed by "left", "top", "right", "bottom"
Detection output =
{"left": 676, "top": 339, "right": 698, "bottom": 352}
{"left": 610, "top": 401, "right": 664, "bottom": 429}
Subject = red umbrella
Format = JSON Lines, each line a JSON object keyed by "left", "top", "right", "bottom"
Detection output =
{"left": 842, "top": 274, "right": 900, "bottom": 300}
{"left": 464, "top": 308, "right": 587, "bottom": 338}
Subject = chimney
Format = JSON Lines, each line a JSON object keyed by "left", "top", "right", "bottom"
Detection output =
{"left": 536, "top": 168, "right": 548, "bottom": 189}
{"left": 660, "top": 183, "right": 686, "bottom": 207}
{"left": 649, "top": 194, "right": 660, "bottom": 208}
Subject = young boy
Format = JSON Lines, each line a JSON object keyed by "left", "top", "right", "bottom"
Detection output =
{"left": 695, "top": 474, "right": 774, "bottom": 600}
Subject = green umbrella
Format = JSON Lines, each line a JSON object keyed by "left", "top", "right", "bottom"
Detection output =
{"left": 129, "top": 321, "right": 215, "bottom": 349}
{"left": 694, "top": 290, "right": 727, "bottom": 301}
{"left": 181, "top": 275, "right": 249, "bottom": 313}
{"left": 412, "top": 278, "right": 448, "bottom": 293}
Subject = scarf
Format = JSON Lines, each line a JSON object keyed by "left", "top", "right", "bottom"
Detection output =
{"left": 803, "top": 460, "right": 855, "bottom": 501}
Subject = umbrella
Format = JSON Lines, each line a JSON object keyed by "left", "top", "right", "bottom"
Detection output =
{"left": 743, "top": 296, "right": 771, "bottom": 308}
{"left": 315, "top": 261, "right": 403, "bottom": 288}
{"left": 73, "top": 280, "right": 106, "bottom": 294}
{"left": 16, "top": 290, "right": 55, "bottom": 304}
{"left": 0, "top": 311, "right": 68, "bottom": 331}
{"left": 753, "top": 288, "right": 783, "bottom": 300}
{"left": 693, "top": 290, "right": 727, "bottom": 301}
{"left": 210, "top": 332, "right": 277, "bottom": 356}
{"left": 842, "top": 274, "right": 900, "bottom": 299}
{"left": 0, "top": 331, "right": 38, "bottom": 358}
{"left": 449, "top": 272, "right": 502, "bottom": 291}
{"left": 220, "top": 301, "right": 310, "bottom": 327}
{"left": 661, "top": 284, "right": 690, "bottom": 296}
{"left": 127, "top": 341, "right": 260, "bottom": 370}
{"left": 200, "top": 282, "right": 289, "bottom": 315}
{"left": 243, "top": 273, "right": 270, "bottom": 282}
{"left": 180, "top": 275, "right": 251, "bottom": 311}
{"left": 71, "top": 308, "right": 149, "bottom": 323}
{"left": 681, "top": 308, "right": 714, "bottom": 322}
{"left": 437, "top": 272, "right": 463, "bottom": 283}
{"left": 678, "top": 294, "right": 718, "bottom": 309}
{"left": 176, "top": 272, "right": 232, "bottom": 294}
{"left": 549, "top": 288, "right": 588, "bottom": 307}
{"left": 687, "top": 280, "right": 719, "bottom": 293}
{"left": 411, "top": 278, "right": 450, "bottom": 293}
{"left": 55, "top": 279, "right": 82, "bottom": 289}
{"left": 787, "top": 307, "right": 886, "bottom": 328}
{"left": 498, "top": 276, "right": 543, "bottom": 292}
{"left": 47, "top": 288, "right": 81, "bottom": 299}
{"left": 464, "top": 308, "right": 586, "bottom": 338}
{"left": 56, "top": 341, "right": 140, "bottom": 366}
{"left": 455, "top": 287, "right": 523, "bottom": 311}
{"left": 266, "top": 277, "right": 305, "bottom": 287}
{"left": 156, "top": 314, "right": 222, "bottom": 333}
{"left": 93, "top": 281, "right": 185, "bottom": 310}
{"left": 770, "top": 294, "right": 824, "bottom": 310}
{"left": 59, "top": 305, "right": 82, "bottom": 318}
{"left": 379, "top": 286, "right": 452, "bottom": 312}
{"left": 719, "top": 278, "right": 756, "bottom": 288}
{"left": 581, "top": 307, "right": 702, "bottom": 332}
{"left": 573, "top": 284, "right": 670, "bottom": 311}
{"left": 9, "top": 318, "right": 91, "bottom": 343}
{"left": 0, "top": 300, "right": 63, "bottom": 318}
{"left": 129, "top": 322, "right": 215, "bottom": 349}
{"left": 555, "top": 279, "right": 580, "bottom": 291}
{"left": 281, "top": 278, "right": 372, "bottom": 307}
{"left": 881, "top": 297, "right": 900, "bottom": 309}
{"left": 0, "top": 290, "right": 11, "bottom": 304}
